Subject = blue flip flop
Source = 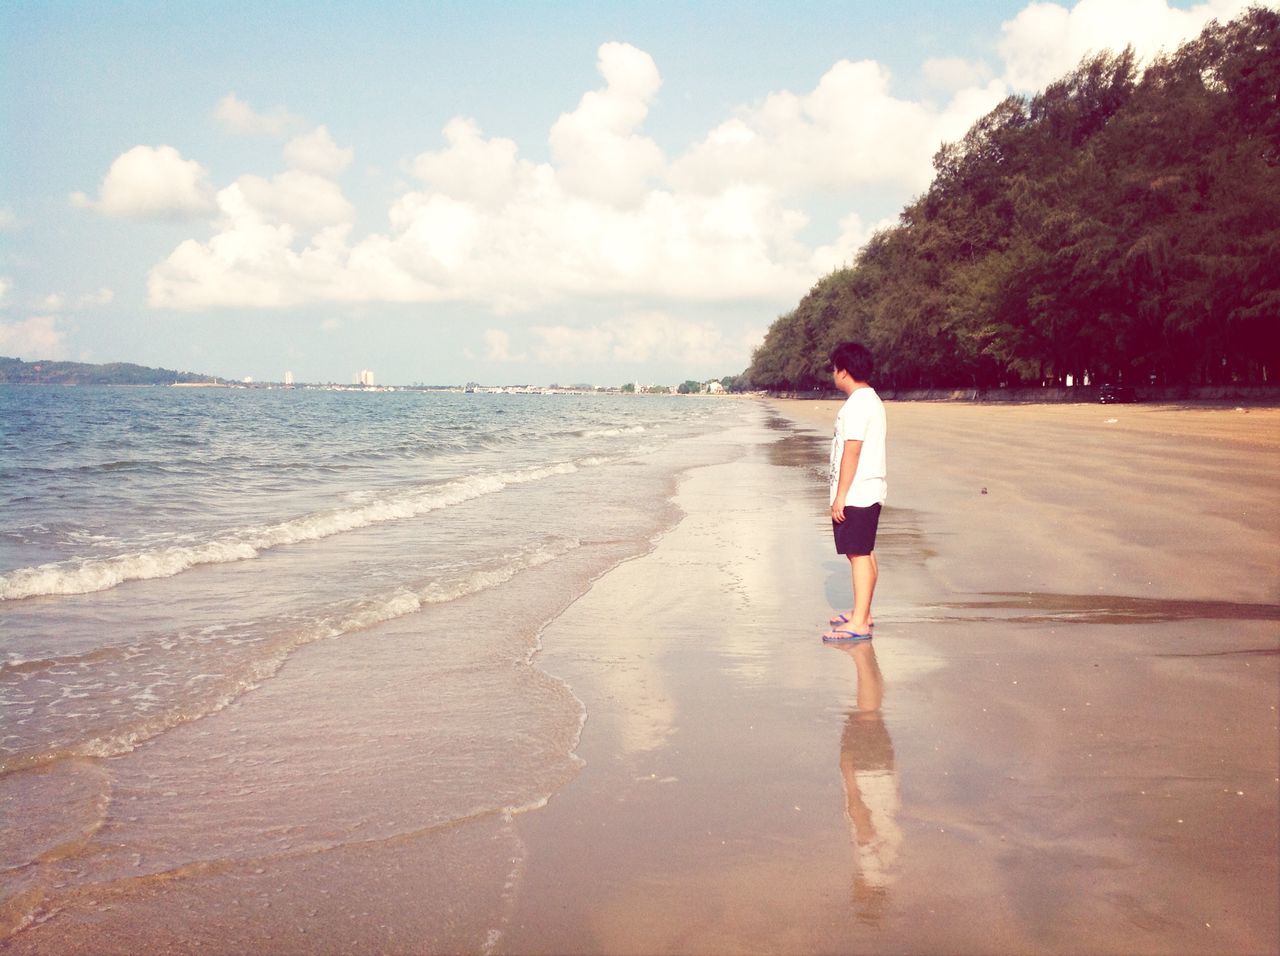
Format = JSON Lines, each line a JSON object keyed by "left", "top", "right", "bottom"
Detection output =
{"left": 822, "top": 628, "right": 872, "bottom": 642}
{"left": 828, "top": 613, "right": 875, "bottom": 629}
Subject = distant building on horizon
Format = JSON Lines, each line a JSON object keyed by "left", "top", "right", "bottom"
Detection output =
{"left": 284, "top": 370, "right": 294, "bottom": 385}
{"left": 358, "top": 368, "right": 375, "bottom": 386}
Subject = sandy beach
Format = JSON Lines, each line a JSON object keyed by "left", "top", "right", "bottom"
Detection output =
{"left": 5, "top": 399, "right": 1277, "bottom": 954}
{"left": 500, "top": 399, "right": 1279, "bottom": 955}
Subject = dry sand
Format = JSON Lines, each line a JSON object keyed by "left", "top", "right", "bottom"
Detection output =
{"left": 500, "top": 400, "right": 1279, "bottom": 955}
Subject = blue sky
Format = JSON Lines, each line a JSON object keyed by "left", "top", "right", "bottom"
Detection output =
{"left": 0, "top": 0, "right": 1253, "bottom": 385}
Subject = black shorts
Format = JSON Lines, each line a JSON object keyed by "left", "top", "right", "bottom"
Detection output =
{"left": 832, "top": 502, "right": 881, "bottom": 556}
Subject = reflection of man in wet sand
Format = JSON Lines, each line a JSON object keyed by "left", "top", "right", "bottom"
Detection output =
{"left": 833, "top": 641, "right": 901, "bottom": 925}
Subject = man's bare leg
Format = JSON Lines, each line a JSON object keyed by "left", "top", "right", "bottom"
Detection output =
{"left": 848, "top": 551, "right": 877, "bottom": 633}
{"left": 835, "top": 550, "right": 879, "bottom": 629}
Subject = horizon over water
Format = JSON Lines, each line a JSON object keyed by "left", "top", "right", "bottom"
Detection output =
{"left": 0, "top": 384, "right": 757, "bottom": 951}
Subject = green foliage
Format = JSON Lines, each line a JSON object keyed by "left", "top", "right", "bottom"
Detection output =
{"left": 747, "top": 8, "right": 1280, "bottom": 390}
{"left": 677, "top": 379, "right": 702, "bottom": 394}
{"left": 718, "top": 374, "right": 746, "bottom": 392}
{"left": 0, "top": 356, "right": 221, "bottom": 385}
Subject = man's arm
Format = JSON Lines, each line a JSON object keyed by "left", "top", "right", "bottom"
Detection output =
{"left": 831, "top": 439, "right": 862, "bottom": 523}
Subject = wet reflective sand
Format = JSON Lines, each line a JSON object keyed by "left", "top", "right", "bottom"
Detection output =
{"left": 502, "top": 400, "right": 1278, "bottom": 954}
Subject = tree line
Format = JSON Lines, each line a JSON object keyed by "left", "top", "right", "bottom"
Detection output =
{"left": 746, "top": 7, "right": 1279, "bottom": 392}
{"left": 0, "top": 356, "right": 222, "bottom": 386}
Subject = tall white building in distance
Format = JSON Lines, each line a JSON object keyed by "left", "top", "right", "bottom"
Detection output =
{"left": 358, "top": 369, "right": 375, "bottom": 386}
{"left": 284, "top": 370, "right": 294, "bottom": 385}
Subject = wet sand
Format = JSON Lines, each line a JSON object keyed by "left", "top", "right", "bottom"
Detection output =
{"left": 501, "top": 401, "right": 1279, "bottom": 954}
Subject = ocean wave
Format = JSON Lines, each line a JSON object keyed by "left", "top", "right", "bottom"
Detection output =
{"left": 577, "top": 424, "right": 648, "bottom": 438}
{"left": 0, "top": 523, "right": 119, "bottom": 548}
{"left": 0, "top": 460, "right": 596, "bottom": 602}
{"left": 0, "top": 538, "right": 580, "bottom": 775}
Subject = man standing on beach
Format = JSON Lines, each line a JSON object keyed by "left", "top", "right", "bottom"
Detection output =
{"left": 823, "top": 342, "right": 887, "bottom": 642}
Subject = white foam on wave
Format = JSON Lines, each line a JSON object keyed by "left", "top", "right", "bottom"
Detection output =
{"left": 580, "top": 424, "right": 647, "bottom": 438}
{"left": 0, "top": 540, "right": 261, "bottom": 602}
{"left": 0, "top": 537, "right": 581, "bottom": 775}
{"left": 0, "top": 460, "right": 588, "bottom": 602}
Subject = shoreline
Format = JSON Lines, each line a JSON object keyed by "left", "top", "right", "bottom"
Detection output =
{"left": 0, "top": 400, "right": 750, "bottom": 955}
{"left": 765, "top": 386, "right": 1280, "bottom": 406}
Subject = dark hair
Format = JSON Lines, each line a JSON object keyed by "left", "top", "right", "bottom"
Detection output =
{"left": 829, "top": 342, "right": 873, "bottom": 382}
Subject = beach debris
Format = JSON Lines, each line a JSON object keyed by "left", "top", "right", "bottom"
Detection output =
{"left": 1104, "top": 417, "right": 1119, "bottom": 424}
{"left": 981, "top": 486, "right": 988, "bottom": 494}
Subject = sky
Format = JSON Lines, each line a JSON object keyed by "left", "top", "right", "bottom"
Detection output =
{"left": 0, "top": 0, "right": 1258, "bottom": 386}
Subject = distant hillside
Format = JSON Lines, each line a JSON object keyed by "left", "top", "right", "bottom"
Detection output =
{"left": 0, "top": 356, "right": 224, "bottom": 386}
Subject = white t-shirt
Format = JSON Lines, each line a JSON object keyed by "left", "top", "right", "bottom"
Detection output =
{"left": 829, "top": 387, "right": 887, "bottom": 508}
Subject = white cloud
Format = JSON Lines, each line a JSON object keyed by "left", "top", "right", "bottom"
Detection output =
{"left": 923, "top": 56, "right": 995, "bottom": 92}
{"left": 0, "top": 207, "right": 16, "bottom": 231}
{"left": 811, "top": 212, "right": 899, "bottom": 275}
{"left": 483, "top": 329, "right": 524, "bottom": 362}
{"left": 0, "top": 315, "right": 66, "bottom": 359}
{"left": 531, "top": 312, "right": 740, "bottom": 369}
{"left": 147, "top": 176, "right": 359, "bottom": 308}
{"left": 669, "top": 59, "right": 1008, "bottom": 196}
{"left": 154, "top": 40, "right": 962, "bottom": 312}
{"left": 149, "top": 122, "right": 822, "bottom": 311}
{"left": 412, "top": 118, "right": 523, "bottom": 205}
{"left": 530, "top": 324, "right": 617, "bottom": 365}
{"left": 166, "top": 14, "right": 1250, "bottom": 317}
{"left": 284, "top": 126, "right": 353, "bottom": 176}
{"left": 235, "top": 171, "right": 356, "bottom": 227}
{"left": 549, "top": 41, "right": 666, "bottom": 206}
{"left": 71, "top": 145, "right": 216, "bottom": 220}
{"left": 998, "top": 0, "right": 1253, "bottom": 90}
{"left": 78, "top": 287, "right": 115, "bottom": 307}
{"left": 739, "top": 325, "right": 766, "bottom": 358}
{"left": 30, "top": 288, "right": 114, "bottom": 311}
{"left": 150, "top": 225, "right": 345, "bottom": 311}
{"left": 619, "top": 312, "right": 730, "bottom": 365}
{"left": 215, "top": 93, "right": 303, "bottom": 137}
{"left": 0, "top": 277, "right": 11, "bottom": 305}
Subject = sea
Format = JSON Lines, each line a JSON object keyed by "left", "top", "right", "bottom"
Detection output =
{"left": 0, "top": 384, "right": 755, "bottom": 951}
